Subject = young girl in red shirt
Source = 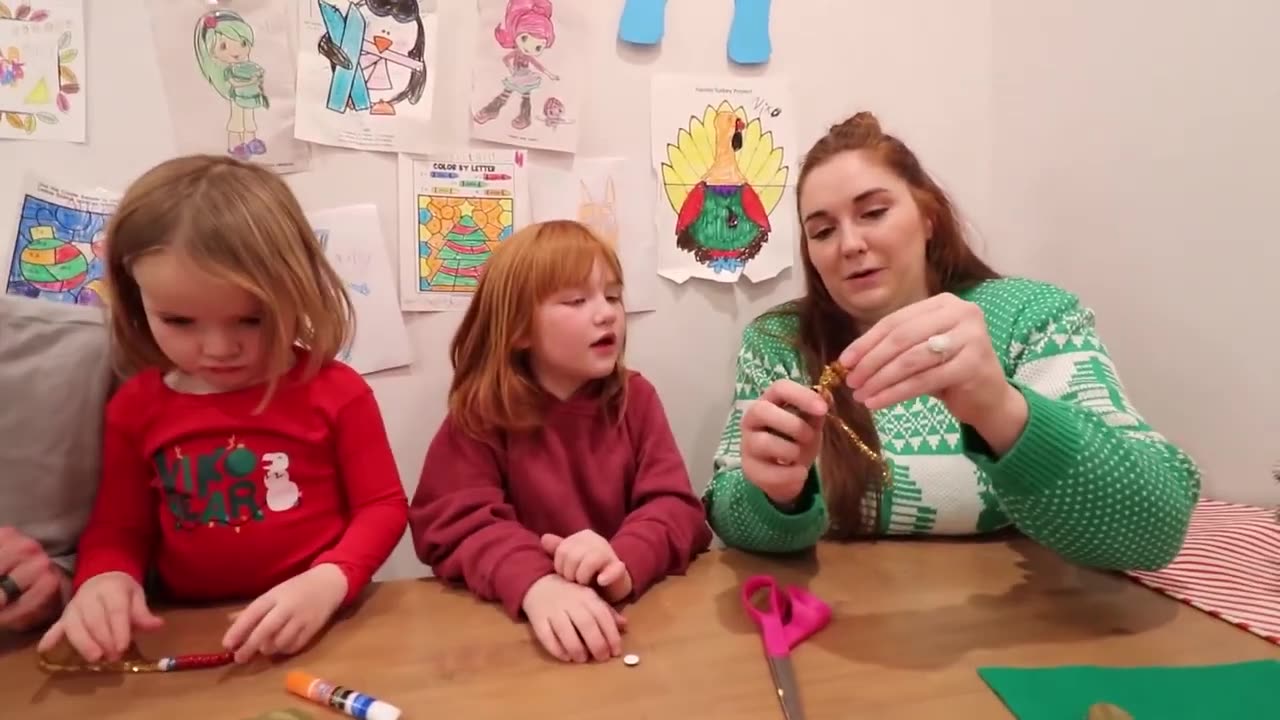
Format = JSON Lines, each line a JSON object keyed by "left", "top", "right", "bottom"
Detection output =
{"left": 409, "top": 220, "right": 712, "bottom": 664}
{"left": 38, "top": 155, "right": 408, "bottom": 665}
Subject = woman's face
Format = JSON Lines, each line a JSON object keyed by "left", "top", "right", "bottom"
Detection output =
{"left": 799, "top": 149, "right": 933, "bottom": 330}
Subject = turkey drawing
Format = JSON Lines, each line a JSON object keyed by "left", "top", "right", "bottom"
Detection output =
{"left": 659, "top": 102, "right": 788, "bottom": 275}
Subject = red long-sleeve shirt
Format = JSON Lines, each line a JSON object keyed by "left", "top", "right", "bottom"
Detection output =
{"left": 409, "top": 372, "right": 712, "bottom": 618}
{"left": 74, "top": 353, "right": 408, "bottom": 606}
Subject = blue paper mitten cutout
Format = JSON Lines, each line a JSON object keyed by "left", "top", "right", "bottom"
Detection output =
{"left": 619, "top": 0, "right": 667, "bottom": 45}
{"left": 727, "top": 0, "right": 772, "bottom": 64}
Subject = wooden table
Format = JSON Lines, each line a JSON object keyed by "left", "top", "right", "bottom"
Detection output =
{"left": 2, "top": 538, "right": 1276, "bottom": 719}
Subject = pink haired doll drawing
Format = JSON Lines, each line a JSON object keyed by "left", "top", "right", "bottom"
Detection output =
{"left": 472, "top": 0, "right": 559, "bottom": 130}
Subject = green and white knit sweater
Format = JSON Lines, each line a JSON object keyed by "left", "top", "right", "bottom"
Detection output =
{"left": 703, "top": 277, "right": 1201, "bottom": 570}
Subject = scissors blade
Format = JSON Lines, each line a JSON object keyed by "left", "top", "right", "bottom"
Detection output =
{"left": 768, "top": 656, "right": 806, "bottom": 720}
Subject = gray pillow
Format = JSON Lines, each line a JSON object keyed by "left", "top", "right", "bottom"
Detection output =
{"left": 0, "top": 295, "right": 114, "bottom": 574}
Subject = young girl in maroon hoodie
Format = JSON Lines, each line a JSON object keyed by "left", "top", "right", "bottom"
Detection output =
{"left": 409, "top": 220, "right": 712, "bottom": 664}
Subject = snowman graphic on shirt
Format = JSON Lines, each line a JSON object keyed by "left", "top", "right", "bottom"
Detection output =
{"left": 262, "top": 452, "right": 300, "bottom": 511}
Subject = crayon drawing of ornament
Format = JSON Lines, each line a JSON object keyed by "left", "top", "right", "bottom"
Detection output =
{"left": 0, "top": 2, "right": 81, "bottom": 137}
{"left": 659, "top": 101, "right": 788, "bottom": 276}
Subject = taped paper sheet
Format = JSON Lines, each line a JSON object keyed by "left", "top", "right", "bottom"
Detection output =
{"left": 0, "top": 0, "right": 87, "bottom": 142}
{"left": 295, "top": 0, "right": 439, "bottom": 154}
{"left": 308, "top": 204, "right": 412, "bottom": 375}
{"left": 649, "top": 73, "right": 796, "bottom": 284}
{"left": 149, "top": 0, "right": 310, "bottom": 173}
{"left": 529, "top": 157, "right": 657, "bottom": 312}
{"left": 4, "top": 175, "right": 116, "bottom": 307}
{"left": 469, "top": 0, "right": 583, "bottom": 154}
{"left": 398, "top": 149, "right": 530, "bottom": 311}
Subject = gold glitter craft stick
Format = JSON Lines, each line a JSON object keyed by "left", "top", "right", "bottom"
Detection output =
{"left": 812, "top": 362, "right": 887, "bottom": 475}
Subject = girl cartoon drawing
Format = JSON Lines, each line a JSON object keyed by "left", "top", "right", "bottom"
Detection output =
{"left": 472, "top": 0, "right": 559, "bottom": 131}
{"left": 195, "top": 9, "right": 269, "bottom": 159}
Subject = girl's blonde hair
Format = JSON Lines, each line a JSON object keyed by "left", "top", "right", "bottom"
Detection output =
{"left": 103, "top": 154, "right": 353, "bottom": 403}
{"left": 449, "top": 219, "right": 626, "bottom": 439}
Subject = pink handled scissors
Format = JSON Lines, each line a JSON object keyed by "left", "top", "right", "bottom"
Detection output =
{"left": 740, "top": 575, "right": 832, "bottom": 720}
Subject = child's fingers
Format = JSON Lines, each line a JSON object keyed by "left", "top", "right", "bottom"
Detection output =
{"left": 549, "top": 611, "right": 588, "bottom": 663}
{"left": 596, "top": 559, "right": 626, "bottom": 587}
{"left": 611, "top": 606, "right": 628, "bottom": 629}
{"left": 575, "top": 599, "right": 621, "bottom": 660}
{"left": 36, "top": 618, "right": 65, "bottom": 653}
{"left": 129, "top": 590, "right": 164, "bottom": 630}
{"left": 80, "top": 594, "right": 121, "bottom": 660}
{"left": 272, "top": 616, "right": 309, "bottom": 656}
{"left": 539, "top": 534, "right": 562, "bottom": 554}
{"left": 574, "top": 552, "right": 608, "bottom": 585}
{"left": 222, "top": 595, "right": 275, "bottom": 657}
{"left": 561, "top": 549, "right": 584, "bottom": 584}
{"left": 531, "top": 616, "right": 568, "bottom": 662}
{"left": 235, "top": 603, "right": 290, "bottom": 664}
{"left": 100, "top": 590, "right": 133, "bottom": 656}
{"left": 62, "top": 609, "right": 105, "bottom": 663}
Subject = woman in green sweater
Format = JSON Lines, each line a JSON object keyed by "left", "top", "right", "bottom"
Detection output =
{"left": 703, "top": 111, "right": 1200, "bottom": 570}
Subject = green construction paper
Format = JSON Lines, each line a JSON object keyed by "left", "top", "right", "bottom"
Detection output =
{"left": 978, "top": 660, "right": 1279, "bottom": 719}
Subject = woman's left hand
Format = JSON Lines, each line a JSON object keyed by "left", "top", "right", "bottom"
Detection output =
{"left": 838, "top": 293, "right": 1023, "bottom": 432}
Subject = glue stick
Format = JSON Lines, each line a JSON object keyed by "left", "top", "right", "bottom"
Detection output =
{"left": 286, "top": 670, "right": 402, "bottom": 720}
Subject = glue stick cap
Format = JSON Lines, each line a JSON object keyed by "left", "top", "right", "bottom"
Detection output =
{"left": 366, "top": 702, "right": 402, "bottom": 720}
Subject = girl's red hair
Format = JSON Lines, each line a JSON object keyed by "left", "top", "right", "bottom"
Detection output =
{"left": 448, "top": 219, "right": 627, "bottom": 439}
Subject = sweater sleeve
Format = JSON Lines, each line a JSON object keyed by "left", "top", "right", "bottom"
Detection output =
{"left": 73, "top": 387, "right": 158, "bottom": 590}
{"left": 608, "top": 376, "right": 713, "bottom": 598}
{"left": 962, "top": 286, "right": 1201, "bottom": 570}
{"left": 407, "top": 417, "right": 554, "bottom": 620}
{"left": 702, "top": 318, "right": 830, "bottom": 553}
{"left": 310, "top": 388, "right": 409, "bottom": 605}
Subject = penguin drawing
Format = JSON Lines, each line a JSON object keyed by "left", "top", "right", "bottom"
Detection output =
{"left": 317, "top": 0, "right": 427, "bottom": 116}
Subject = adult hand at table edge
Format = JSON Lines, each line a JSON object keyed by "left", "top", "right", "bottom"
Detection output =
{"left": 0, "top": 527, "right": 73, "bottom": 633}
{"left": 739, "top": 379, "right": 827, "bottom": 505}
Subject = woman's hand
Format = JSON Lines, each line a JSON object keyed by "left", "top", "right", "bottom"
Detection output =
{"left": 739, "top": 379, "right": 828, "bottom": 506}
{"left": 37, "top": 572, "right": 163, "bottom": 662}
{"left": 839, "top": 293, "right": 1027, "bottom": 453}
{"left": 221, "top": 563, "right": 348, "bottom": 664}
{"left": 520, "top": 574, "right": 626, "bottom": 663}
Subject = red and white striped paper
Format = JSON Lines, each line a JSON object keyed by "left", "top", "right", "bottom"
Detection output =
{"left": 1127, "top": 499, "right": 1280, "bottom": 645}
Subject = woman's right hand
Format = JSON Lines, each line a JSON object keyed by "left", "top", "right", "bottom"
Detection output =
{"left": 36, "top": 571, "right": 163, "bottom": 662}
{"left": 740, "top": 379, "right": 829, "bottom": 506}
{"left": 520, "top": 574, "right": 626, "bottom": 663}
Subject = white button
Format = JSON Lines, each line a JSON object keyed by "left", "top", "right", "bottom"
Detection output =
{"left": 623, "top": 654, "right": 639, "bottom": 666}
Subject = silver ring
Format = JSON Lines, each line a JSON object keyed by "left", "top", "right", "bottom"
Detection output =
{"left": 926, "top": 333, "right": 953, "bottom": 356}
{"left": 0, "top": 574, "right": 21, "bottom": 604}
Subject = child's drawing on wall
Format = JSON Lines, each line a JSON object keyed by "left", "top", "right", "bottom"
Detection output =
{"left": 538, "top": 96, "right": 575, "bottom": 131}
{"left": 577, "top": 177, "right": 618, "bottom": 250}
{"left": 194, "top": 9, "right": 269, "bottom": 159}
{"left": 473, "top": 0, "right": 559, "bottom": 130}
{"left": 469, "top": 0, "right": 581, "bottom": 153}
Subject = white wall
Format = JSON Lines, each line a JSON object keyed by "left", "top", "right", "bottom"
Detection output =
{"left": 0, "top": 0, "right": 995, "bottom": 579}
{"left": 992, "top": 1, "right": 1280, "bottom": 506}
{"left": 23, "top": 1, "right": 1274, "bottom": 580}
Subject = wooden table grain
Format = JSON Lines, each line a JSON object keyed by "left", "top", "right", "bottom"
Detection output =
{"left": 2, "top": 538, "right": 1276, "bottom": 719}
